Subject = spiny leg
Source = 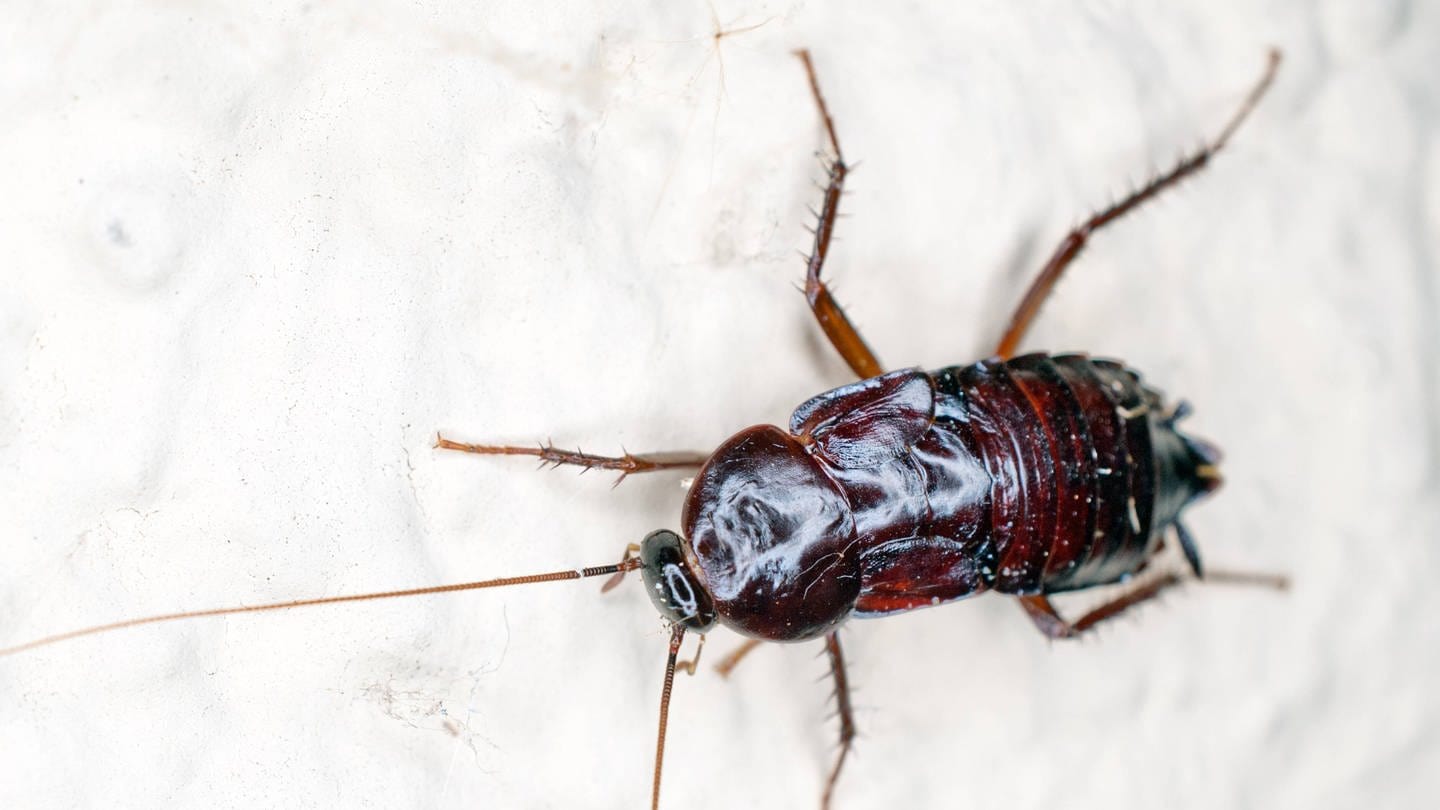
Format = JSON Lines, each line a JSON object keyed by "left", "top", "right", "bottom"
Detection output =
{"left": 1020, "top": 518, "right": 1289, "bottom": 640}
{"left": 795, "top": 49, "right": 884, "bottom": 380}
{"left": 820, "top": 630, "right": 857, "bottom": 810}
{"left": 1018, "top": 561, "right": 1288, "bottom": 641}
{"left": 1017, "top": 572, "right": 1185, "bottom": 640}
{"left": 995, "top": 49, "right": 1281, "bottom": 359}
{"left": 434, "top": 434, "right": 705, "bottom": 485}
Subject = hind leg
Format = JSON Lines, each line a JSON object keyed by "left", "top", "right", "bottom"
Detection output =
{"left": 1017, "top": 573, "right": 1185, "bottom": 640}
{"left": 995, "top": 50, "right": 1281, "bottom": 359}
{"left": 1018, "top": 532, "right": 1288, "bottom": 640}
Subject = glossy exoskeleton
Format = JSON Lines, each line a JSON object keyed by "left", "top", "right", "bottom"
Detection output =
{"left": 446, "top": 48, "right": 1285, "bottom": 809}
{"left": 1, "top": 48, "right": 1286, "bottom": 810}
{"left": 668, "top": 355, "right": 1221, "bottom": 642}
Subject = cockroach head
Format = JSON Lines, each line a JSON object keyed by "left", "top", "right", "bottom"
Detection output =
{"left": 640, "top": 529, "right": 717, "bottom": 632}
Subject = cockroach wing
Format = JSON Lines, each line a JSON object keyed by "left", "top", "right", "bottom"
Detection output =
{"left": 852, "top": 535, "right": 995, "bottom": 616}
{"left": 789, "top": 369, "right": 936, "bottom": 469}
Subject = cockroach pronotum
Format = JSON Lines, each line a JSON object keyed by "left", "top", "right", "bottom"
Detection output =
{"left": 2, "top": 49, "right": 1288, "bottom": 809}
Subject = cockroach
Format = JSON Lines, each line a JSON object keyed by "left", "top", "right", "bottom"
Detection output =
{"left": 1, "top": 49, "right": 1287, "bottom": 809}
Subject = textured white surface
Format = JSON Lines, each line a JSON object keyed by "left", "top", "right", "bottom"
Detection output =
{"left": 2, "top": 2, "right": 1437, "bottom": 809}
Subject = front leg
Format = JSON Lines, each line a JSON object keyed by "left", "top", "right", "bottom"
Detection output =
{"left": 435, "top": 435, "right": 705, "bottom": 485}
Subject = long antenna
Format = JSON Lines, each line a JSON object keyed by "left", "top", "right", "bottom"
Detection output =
{"left": 652, "top": 623, "right": 687, "bottom": 810}
{"left": 0, "top": 557, "right": 642, "bottom": 657}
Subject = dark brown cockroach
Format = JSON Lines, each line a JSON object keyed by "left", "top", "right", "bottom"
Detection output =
{"left": 1, "top": 49, "right": 1287, "bottom": 810}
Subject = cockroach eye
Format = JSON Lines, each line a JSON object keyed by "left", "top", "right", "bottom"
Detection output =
{"left": 640, "top": 529, "right": 716, "bottom": 632}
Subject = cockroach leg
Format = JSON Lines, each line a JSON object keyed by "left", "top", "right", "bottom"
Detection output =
{"left": 1203, "top": 569, "right": 1290, "bottom": 590}
{"left": 675, "top": 631, "right": 706, "bottom": 676}
{"left": 1170, "top": 523, "right": 1289, "bottom": 590}
{"left": 714, "top": 637, "right": 763, "bottom": 678}
{"left": 995, "top": 49, "right": 1282, "bottom": 359}
{"left": 601, "top": 543, "right": 643, "bottom": 592}
{"left": 434, "top": 434, "right": 706, "bottom": 485}
{"left": 820, "top": 630, "right": 857, "bottom": 810}
{"left": 794, "top": 49, "right": 885, "bottom": 380}
{"left": 1017, "top": 572, "right": 1185, "bottom": 640}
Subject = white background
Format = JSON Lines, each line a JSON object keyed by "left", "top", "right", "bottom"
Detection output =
{"left": 2, "top": 2, "right": 1436, "bottom": 809}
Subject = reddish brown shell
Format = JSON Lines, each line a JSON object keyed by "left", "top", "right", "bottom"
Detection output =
{"left": 681, "top": 355, "right": 1218, "bottom": 639}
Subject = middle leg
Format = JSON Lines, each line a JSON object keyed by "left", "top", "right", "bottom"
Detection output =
{"left": 795, "top": 49, "right": 884, "bottom": 380}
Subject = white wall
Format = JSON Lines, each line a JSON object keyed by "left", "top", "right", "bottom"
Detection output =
{"left": 2, "top": 2, "right": 1435, "bottom": 808}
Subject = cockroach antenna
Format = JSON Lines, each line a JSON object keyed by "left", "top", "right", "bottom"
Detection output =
{"left": 0, "top": 554, "right": 642, "bottom": 659}
{"left": 0, "top": 544, "right": 712, "bottom": 809}
{"left": 5, "top": 47, "right": 1289, "bottom": 810}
